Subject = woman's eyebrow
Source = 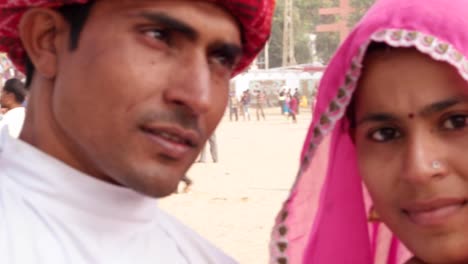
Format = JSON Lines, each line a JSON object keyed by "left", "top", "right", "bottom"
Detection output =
{"left": 356, "top": 113, "right": 398, "bottom": 127}
{"left": 418, "top": 96, "right": 468, "bottom": 117}
{"left": 356, "top": 95, "right": 468, "bottom": 127}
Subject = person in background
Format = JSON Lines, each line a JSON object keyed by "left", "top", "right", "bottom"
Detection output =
{"left": 229, "top": 91, "right": 239, "bottom": 121}
{"left": 255, "top": 89, "right": 266, "bottom": 121}
{"left": 299, "top": 95, "right": 308, "bottom": 109}
{"left": 198, "top": 133, "right": 218, "bottom": 163}
{"left": 241, "top": 89, "right": 251, "bottom": 121}
{"left": 278, "top": 89, "right": 286, "bottom": 115}
{"left": 293, "top": 88, "right": 301, "bottom": 115}
{"left": 284, "top": 90, "right": 291, "bottom": 119}
{"left": 178, "top": 175, "right": 193, "bottom": 193}
{"left": 288, "top": 93, "right": 298, "bottom": 123}
{"left": 0, "top": 78, "right": 27, "bottom": 137}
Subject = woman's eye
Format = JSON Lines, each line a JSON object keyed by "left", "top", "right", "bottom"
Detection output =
{"left": 442, "top": 115, "right": 468, "bottom": 130}
{"left": 368, "top": 127, "right": 401, "bottom": 142}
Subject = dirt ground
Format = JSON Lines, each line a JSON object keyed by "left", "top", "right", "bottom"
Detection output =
{"left": 159, "top": 107, "right": 312, "bottom": 264}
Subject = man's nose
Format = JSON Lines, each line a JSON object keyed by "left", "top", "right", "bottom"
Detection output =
{"left": 401, "top": 131, "right": 448, "bottom": 184}
{"left": 163, "top": 51, "right": 212, "bottom": 116}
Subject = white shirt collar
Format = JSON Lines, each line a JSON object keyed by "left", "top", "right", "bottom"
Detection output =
{"left": 0, "top": 127, "right": 158, "bottom": 223}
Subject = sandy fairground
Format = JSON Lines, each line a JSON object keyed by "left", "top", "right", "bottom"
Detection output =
{"left": 159, "top": 107, "right": 312, "bottom": 264}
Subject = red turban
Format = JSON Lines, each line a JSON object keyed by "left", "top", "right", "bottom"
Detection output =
{"left": 0, "top": 0, "right": 275, "bottom": 75}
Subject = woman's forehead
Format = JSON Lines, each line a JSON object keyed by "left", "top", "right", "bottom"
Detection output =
{"left": 355, "top": 47, "right": 468, "bottom": 115}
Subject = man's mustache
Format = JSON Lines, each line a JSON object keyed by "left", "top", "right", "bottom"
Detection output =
{"left": 139, "top": 108, "right": 203, "bottom": 136}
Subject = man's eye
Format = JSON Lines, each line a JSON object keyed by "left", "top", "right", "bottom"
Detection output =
{"left": 144, "top": 29, "right": 170, "bottom": 43}
{"left": 368, "top": 127, "right": 401, "bottom": 142}
{"left": 442, "top": 115, "right": 468, "bottom": 130}
{"left": 210, "top": 53, "right": 237, "bottom": 71}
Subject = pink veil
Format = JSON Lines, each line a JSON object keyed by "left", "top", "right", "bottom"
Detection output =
{"left": 270, "top": 0, "right": 468, "bottom": 263}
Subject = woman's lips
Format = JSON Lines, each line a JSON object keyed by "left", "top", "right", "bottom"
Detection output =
{"left": 403, "top": 198, "right": 467, "bottom": 226}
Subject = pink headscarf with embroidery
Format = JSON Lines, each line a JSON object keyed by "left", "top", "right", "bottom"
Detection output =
{"left": 0, "top": 0, "right": 275, "bottom": 75}
{"left": 270, "top": 0, "right": 468, "bottom": 263}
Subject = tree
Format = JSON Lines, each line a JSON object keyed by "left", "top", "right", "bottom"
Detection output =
{"left": 262, "top": 0, "right": 317, "bottom": 68}
{"left": 349, "top": 0, "right": 375, "bottom": 27}
{"left": 260, "top": 0, "right": 376, "bottom": 68}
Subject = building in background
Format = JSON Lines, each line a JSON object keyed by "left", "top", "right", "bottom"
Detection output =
{"left": 0, "top": 54, "right": 24, "bottom": 86}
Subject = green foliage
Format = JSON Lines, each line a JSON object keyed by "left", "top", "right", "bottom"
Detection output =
{"left": 349, "top": 0, "right": 375, "bottom": 26}
{"left": 264, "top": 0, "right": 376, "bottom": 68}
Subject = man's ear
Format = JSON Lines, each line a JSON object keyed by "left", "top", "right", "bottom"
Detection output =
{"left": 19, "top": 8, "right": 68, "bottom": 79}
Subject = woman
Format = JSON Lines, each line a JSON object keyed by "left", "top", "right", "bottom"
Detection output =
{"left": 279, "top": 90, "right": 286, "bottom": 114}
{"left": 288, "top": 94, "right": 298, "bottom": 123}
{"left": 270, "top": 0, "right": 468, "bottom": 263}
{"left": 284, "top": 91, "right": 291, "bottom": 116}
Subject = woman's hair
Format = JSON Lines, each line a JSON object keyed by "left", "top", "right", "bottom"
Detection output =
{"left": 347, "top": 42, "right": 397, "bottom": 128}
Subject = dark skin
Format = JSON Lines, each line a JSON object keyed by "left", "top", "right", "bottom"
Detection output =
{"left": 18, "top": 0, "right": 242, "bottom": 198}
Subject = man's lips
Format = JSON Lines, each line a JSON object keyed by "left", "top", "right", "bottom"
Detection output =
{"left": 402, "top": 198, "right": 467, "bottom": 226}
{"left": 140, "top": 124, "right": 200, "bottom": 159}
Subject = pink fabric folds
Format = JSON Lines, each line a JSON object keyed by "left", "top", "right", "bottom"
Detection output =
{"left": 270, "top": 0, "right": 468, "bottom": 263}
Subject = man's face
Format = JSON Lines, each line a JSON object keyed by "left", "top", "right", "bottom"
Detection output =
{"left": 0, "top": 90, "right": 11, "bottom": 109}
{"left": 354, "top": 49, "right": 468, "bottom": 263}
{"left": 50, "top": 0, "right": 241, "bottom": 197}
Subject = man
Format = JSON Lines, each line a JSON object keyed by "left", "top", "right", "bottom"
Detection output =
{"left": 198, "top": 132, "right": 218, "bottom": 163}
{"left": 228, "top": 91, "right": 239, "bottom": 121}
{"left": 0, "top": 1, "right": 274, "bottom": 263}
{"left": 0, "top": 78, "right": 27, "bottom": 137}
{"left": 255, "top": 89, "right": 266, "bottom": 121}
{"left": 241, "top": 89, "right": 251, "bottom": 121}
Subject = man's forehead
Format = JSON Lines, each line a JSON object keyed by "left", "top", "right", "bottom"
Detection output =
{"left": 92, "top": 0, "right": 241, "bottom": 31}
{"left": 0, "top": 0, "right": 274, "bottom": 75}
{"left": 97, "top": 0, "right": 236, "bottom": 14}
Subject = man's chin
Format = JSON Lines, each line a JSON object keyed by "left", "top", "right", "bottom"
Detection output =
{"left": 108, "top": 160, "right": 193, "bottom": 198}
{"left": 147, "top": 183, "right": 180, "bottom": 198}
{"left": 128, "top": 172, "right": 186, "bottom": 198}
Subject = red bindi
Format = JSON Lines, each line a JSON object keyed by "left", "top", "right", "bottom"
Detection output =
{"left": 408, "top": 113, "right": 415, "bottom": 119}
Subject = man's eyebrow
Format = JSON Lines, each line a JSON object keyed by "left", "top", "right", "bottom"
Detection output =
{"left": 419, "top": 96, "right": 468, "bottom": 117}
{"left": 133, "top": 11, "right": 198, "bottom": 41}
{"left": 356, "top": 113, "right": 398, "bottom": 127}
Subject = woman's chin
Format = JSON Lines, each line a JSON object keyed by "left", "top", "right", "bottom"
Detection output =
{"left": 408, "top": 242, "right": 468, "bottom": 264}
{"left": 404, "top": 257, "right": 425, "bottom": 264}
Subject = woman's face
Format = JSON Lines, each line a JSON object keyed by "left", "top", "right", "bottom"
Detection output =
{"left": 354, "top": 48, "right": 468, "bottom": 263}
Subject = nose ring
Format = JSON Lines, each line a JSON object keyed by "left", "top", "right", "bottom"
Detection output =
{"left": 431, "top": 160, "right": 441, "bottom": 169}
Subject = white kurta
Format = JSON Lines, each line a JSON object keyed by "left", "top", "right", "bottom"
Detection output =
{"left": 0, "top": 128, "right": 236, "bottom": 264}
{"left": 0, "top": 106, "right": 25, "bottom": 138}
